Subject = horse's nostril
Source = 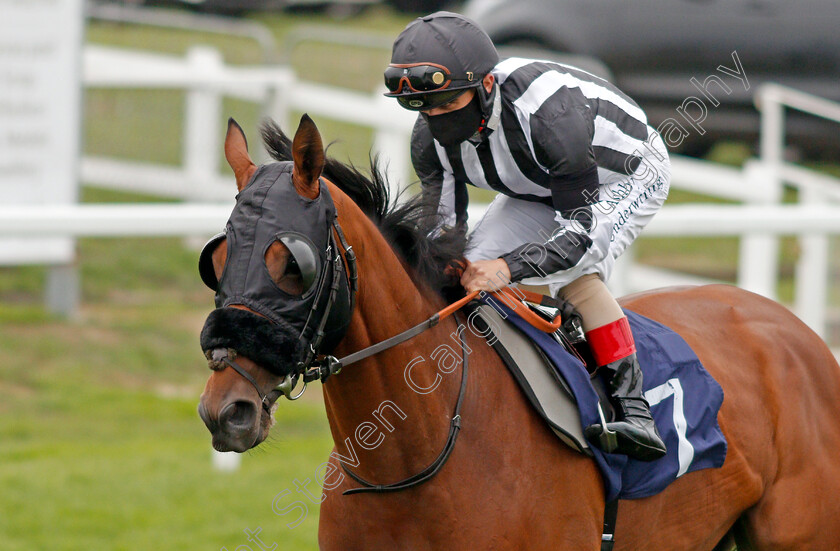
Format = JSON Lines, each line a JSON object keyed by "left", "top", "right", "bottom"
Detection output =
{"left": 219, "top": 400, "right": 258, "bottom": 430}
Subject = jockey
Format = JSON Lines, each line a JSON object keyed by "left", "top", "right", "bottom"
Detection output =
{"left": 384, "top": 12, "right": 670, "bottom": 461}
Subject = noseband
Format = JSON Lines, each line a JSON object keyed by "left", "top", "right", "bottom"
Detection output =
{"left": 206, "top": 347, "right": 289, "bottom": 414}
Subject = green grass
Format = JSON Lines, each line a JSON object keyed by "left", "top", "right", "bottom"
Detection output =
{"left": 0, "top": 214, "right": 331, "bottom": 551}
{"left": 0, "top": 379, "right": 331, "bottom": 551}
{"left": 0, "top": 230, "right": 333, "bottom": 550}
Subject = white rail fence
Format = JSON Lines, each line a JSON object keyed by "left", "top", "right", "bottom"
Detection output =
{"left": 756, "top": 83, "right": 840, "bottom": 339}
{"left": 3, "top": 203, "right": 840, "bottom": 237}
{"left": 7, "top": 45, "right": 840, "bottom": 341}
{"left": 81, "top": 45, "right": 417, "bottom": 202}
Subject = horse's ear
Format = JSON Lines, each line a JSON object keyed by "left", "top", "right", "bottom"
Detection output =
{"left": 291, "top": 114, "right": 324, "bottom": 200}
{"left": 224, "top": 118, "right": 257, "bottom": 192}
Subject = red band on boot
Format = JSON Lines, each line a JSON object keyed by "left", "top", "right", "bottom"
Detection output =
{"left": 585, "top": 317, "right": 636, "bottom": 366}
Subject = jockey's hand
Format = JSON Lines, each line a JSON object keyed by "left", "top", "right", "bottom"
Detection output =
{"left": 460, "top": 258, "right": 512, "bottom": 293}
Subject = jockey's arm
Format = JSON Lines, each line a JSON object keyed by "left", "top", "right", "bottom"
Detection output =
{"left": 411, "top": 116, "right": 469, "bottom": 233}
{"left": 465, "top": 104, "right": 600, "bottom": 292}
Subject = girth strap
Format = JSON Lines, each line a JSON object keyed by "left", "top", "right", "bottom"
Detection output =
{"left": 339, "top": 313, "right": 470, "bottom": 495}
{"left": 602, "top": 499, "right": 619, "bottom": 551}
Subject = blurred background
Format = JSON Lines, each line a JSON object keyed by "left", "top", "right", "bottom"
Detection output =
{"left": 1, "top": 1, "right": 838, "bottom": 549}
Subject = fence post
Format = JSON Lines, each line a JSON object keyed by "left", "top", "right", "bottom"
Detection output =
{"left": 737, "top": 162, "right": 781, "bottom": 299}
{"left": 608, "top": 244, "right": 634, "bottom": 297}
{"left": 212, "top": 449, "right": 242, "bottom": 472}
{"left": 372, "top": 92, "right": 413, "bottom": 201}
{"left": 263, "top": 68, "right": 295, "bottom": 138}
{"left": 46, "top": 264, "right": 80, "bottom": 317}
{"left": 738, "top": 88, "right": 786, "bottom": 299}
{"left": 184, "top": 47, "right": 223, "bottom": 203}
{"left": 795, "top": 186, "right": 829, "bottom": 338}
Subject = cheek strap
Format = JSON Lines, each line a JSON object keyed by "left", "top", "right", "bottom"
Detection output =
{"left": 200, "top": 307, "right": 302, "bottom": 377}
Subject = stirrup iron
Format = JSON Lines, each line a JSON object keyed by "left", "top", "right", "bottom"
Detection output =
{"left": 595, "top": 402, "right": 618, "bottom": 452}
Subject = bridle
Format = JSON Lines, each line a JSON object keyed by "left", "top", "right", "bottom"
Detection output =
{"left": 206, "top": 212, "right": 358, "bottom": 404}
{"left": 206, "top": 203, "right": 473, "bottom": 494}
{"left": 212, "top": 288, "right": 562, "bottom": 497}
{"left": 207, "top": 188, "right": 564, "bottom": 494}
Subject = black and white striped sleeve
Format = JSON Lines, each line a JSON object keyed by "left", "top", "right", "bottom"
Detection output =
{"left": 410, "top": 116, "right": 469, "bottom": 231}
{"left": 531, "top": 100, "right": 599, "bottom": 216}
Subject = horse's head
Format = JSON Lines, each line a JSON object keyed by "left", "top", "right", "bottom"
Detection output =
{"left": 197, "top": 115, "right": 354, "bottom": 452}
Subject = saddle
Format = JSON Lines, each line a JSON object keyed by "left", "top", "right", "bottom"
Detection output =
{"left": 468, "top": 297, "right": 605, "bottom": 456}
{"left": 470, "top": 293, "right": 727, "bottom": 503}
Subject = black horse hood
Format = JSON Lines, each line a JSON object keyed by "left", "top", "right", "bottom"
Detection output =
{"left": 199, "top": 161, "right": 354, "bottom": 375}
{"left": 215, "top": 162, "right": 336, "bottom": 328}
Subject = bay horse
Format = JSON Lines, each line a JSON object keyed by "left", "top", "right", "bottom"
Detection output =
{"left": 198, "top": 115, "right": 840, "bottom": 550}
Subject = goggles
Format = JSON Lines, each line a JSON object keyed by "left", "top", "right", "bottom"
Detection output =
{"left": 384, "top": 63, "right": 479, "bottom": 111}
{"left": 396, "top": 89, "right": 470, "bottom": 111}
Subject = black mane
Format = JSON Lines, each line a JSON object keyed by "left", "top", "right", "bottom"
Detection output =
{"left": 260, "top": 119, "right": 467, "bottom": 294}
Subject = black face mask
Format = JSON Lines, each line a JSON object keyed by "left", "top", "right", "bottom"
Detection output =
{"left": 198, "top": 162, "right": 353, "bottom": 376}
{"left": 422, "top": 93, "right": 485, "bottom": 147}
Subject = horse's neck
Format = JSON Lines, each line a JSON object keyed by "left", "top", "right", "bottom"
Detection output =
{"left": 322, "top": 196, "right": 467, "bottom": 480}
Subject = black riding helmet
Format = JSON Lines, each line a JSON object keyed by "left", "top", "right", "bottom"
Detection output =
{"left": 384, "top": 12, "right": 499, "bottom": 114}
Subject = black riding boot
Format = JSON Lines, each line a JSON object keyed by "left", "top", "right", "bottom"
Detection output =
{"left": 585, "top": 353, "right": 667, "bottom": 461}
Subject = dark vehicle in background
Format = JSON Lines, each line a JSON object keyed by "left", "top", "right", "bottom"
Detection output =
{"left": 463, "top": 0, "right": 840, "bottom": 159}
{"left": 104, "top": 0, "right": 448, "bottom": 15}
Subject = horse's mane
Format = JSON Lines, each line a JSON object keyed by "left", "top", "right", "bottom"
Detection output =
{"left": 260, "top": 120, "right": 467, "bottom": 294}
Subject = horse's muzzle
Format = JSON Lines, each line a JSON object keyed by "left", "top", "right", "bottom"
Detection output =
{"left": 199, "top": 399, "right": 262, "bottom": 452}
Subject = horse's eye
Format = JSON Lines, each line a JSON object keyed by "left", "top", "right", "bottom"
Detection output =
{"left": 265, "top": 234, "right": 320, "bottom": 296}
{"left": 286, "top": 257, "right": 301, "bottom": 276}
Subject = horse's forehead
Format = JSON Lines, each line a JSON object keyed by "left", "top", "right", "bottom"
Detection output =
{"left": 227, "top": 168, "right": 333, "bottom": 249}
{"left": 236, "top": 163, "right": 332, "bottom": 216}
{"left": 242, "top": 161, "right": 293, "bottom": 198}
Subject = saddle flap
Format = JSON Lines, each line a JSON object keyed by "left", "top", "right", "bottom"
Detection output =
{"left": 474, "top": 303, "right": 591, "bottom": 455}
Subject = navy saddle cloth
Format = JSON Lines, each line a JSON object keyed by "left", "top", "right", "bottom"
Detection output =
{"left": 490, "top": 300, "right": 727, "bottom": 502}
